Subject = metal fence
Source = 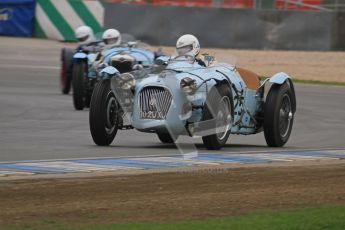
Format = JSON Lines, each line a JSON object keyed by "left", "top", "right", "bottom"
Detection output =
{"left": 321, "top": 0, "right": 345, "bottom": 11}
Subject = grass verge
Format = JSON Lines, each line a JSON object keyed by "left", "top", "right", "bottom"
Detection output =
{"left": 4, "top": 205, "right": 345, "bottom": 230}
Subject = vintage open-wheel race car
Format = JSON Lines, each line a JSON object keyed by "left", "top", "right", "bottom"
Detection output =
{"left": 71, "top": 42, "right": 157, "bottom": 110}
{"left": 89, "top": 54, "right": 296, "bottom": 150}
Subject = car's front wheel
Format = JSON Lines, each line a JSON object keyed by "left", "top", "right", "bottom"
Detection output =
{"left": 72, "top": 60, "right": 86, "bottom": 110}
{"left": 89, "top": 79, "right": 119, "bottom": 146}
{"left": 264, "top": 83, "right": 294, "bottom": 147}
{"left": 202, "top": 84, "right": 233, "bottom": 150}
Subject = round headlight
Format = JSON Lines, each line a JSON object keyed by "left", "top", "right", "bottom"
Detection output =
{"left": 180, "top": 77, "right": 197, "bottom": 94}
{"left": 119, "top": 73, "right": 135, "bottom": 90}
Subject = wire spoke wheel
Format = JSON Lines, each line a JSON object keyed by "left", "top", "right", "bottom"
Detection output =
{"left": 279, "top": 94, "right": 292, "bottom": 138}
{"left": 89, "top": 79, "right": 119, "bottom": 146}
{"left": 216, "top": 96, "right": 232, "bottom": 140}
{"left": 105, "top": 91, "right": 117, "bottom": 134}
{"left": 202, "top": 84, "right": 233, "bottom": 150}
{"left": 264, "top": 83, "right": 295, "bottom": 147}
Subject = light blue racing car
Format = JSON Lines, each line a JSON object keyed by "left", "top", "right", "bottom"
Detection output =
{"left": 72, "top": 42, "right": 158, "bottom": 110}
{"left": 89, "top": 54, "right": 296, "bottom": 150}
{"left": 60, "top": 40, "right": 103, "bottom": 95}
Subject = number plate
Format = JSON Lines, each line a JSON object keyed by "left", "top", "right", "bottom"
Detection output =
{"left": 140, "top": 111, "right": 166, "bottom": 120}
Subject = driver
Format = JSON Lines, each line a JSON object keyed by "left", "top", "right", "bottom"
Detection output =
{"left": 175, "top": 34, "right": 206, "bottom": 67}
{"left": 102, "top": 28, "right": 122, "bottom": 49}
{"left": 74, "top": 25, "right": 104, "bottom": 53}
{"left": 75, "top": 25, "right": 95, "bottom": 45}
{"left": 92, "top": 28, "right": 122, "bottom": 68}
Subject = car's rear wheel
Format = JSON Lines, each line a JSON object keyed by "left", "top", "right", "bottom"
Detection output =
{"left": 60, "top": 47, "right": 74, "bottom": 94}
{"left": 72, "top": 61, "right": 86, "bottom": 110}
{"left": 264, "top": 83, "right": 294, "bottom": 147}
{"left": 202, "top": 84, "right": 233, "bottom": 150}
{"left": 89, "top": 79, "right": 119, "bottom": 146}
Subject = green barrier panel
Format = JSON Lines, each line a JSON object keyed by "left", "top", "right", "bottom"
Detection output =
{"left": 34, "top": 0, "right": 104, "bottom": 41}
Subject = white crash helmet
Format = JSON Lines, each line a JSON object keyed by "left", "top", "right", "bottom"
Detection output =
{"left": 102, "top": 29, "right": 121, "bottom": 46}
{"left": 75, "top": 26, "right": 94, "bottom": 44}
{"left": 176, "top": 34, "right": 200, "bottom": 57}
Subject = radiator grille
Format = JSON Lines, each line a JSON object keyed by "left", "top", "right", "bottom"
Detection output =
{"left": 139, "top": 87, "right": 172, "bottom": 120}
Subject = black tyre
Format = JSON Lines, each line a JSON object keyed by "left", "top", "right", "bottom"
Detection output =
{"left": 264, "top": 83, "right": 294, "bottom": 147}
{"left": 157, "top": 132, "right": 175, "bottom": 144}
{"left": 84, "top": 93, "right": 92, "bottom": 108}
{"left": 60, "top": 47, "right": 74, "bottom": 94}
{"left": 89, "top": 79, "right": 119, "bottom": 146}
{"left": 72, "top": 61, "right": 86, "bottom": 110}
{"left": 202, "top": 84, "right": 233, "bottom": 150}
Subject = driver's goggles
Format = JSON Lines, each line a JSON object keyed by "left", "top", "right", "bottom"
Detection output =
{"left": 77, "top": 35, "right": 89, "bottom": 42}
{"left": 103, "top": 37, "right": 119, "bottom": 45}
{"left": 176, "top": 44, "right": 193, "bottom": 55}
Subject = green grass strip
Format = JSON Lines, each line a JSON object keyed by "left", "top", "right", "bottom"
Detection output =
{"left": 3, "top": 205, "right": 345, "bottom": 230}
{"left": 33, "top": 20, "right": 47, "bottom": 39}
{"left": 37, "top": 0, "right": 75, "bottom": 41}
{"left": 68, "top": 0, "right": 103, "bottom": 34}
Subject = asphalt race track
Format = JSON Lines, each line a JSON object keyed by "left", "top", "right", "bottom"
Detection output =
{"left": 0, "top": 37, "right": 344, "bottom": 163}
